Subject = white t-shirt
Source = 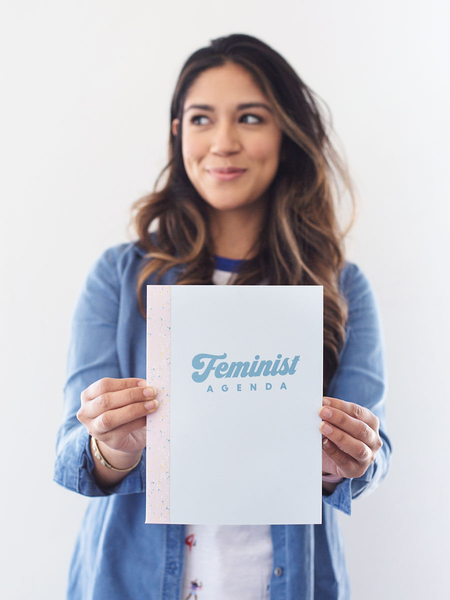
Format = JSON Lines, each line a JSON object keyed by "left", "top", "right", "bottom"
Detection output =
{"left": 180, "top": 525, "right": 273, "bottom": 600}
{"left": 180, "top": 260, "right": 274, "bottom": 600}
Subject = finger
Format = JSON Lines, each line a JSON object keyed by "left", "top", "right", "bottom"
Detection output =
{"left": 97, "top": 416, "right": 148, "bottom": 449}
{"left": 319, "top": 405, "right": 379, "bottom": 449}
{"left": 90, "top": 398, "right": 159, "bottom": 436}
{"left": 320, "top": 420, "right": 373, "bottom": 466}
{"left": 82, "top": 377, "right": 147, "bottom": 403}
{"left": 322, "top": 397, "right": 380, "bottom": 432}
{"left": 322, "top": 439, "right": 340, "bottom": 475}
{"left": 81, "top": 384, "right": 157, "bottom": 419}
{"left": 321, "top": 436, "right": 361, "bottom": 478}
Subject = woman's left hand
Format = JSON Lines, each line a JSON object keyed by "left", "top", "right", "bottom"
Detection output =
{"left": 319, "top": 396, "right": 383, "bottom": 479}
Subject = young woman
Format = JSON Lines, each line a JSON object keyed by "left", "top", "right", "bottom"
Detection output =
{"left": 54, "top": 34, "right": 391, "bottom": 599}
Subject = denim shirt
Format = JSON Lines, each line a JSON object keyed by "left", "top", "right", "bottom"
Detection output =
{"left": 54, "top": 242, "right": 391, "bottom": 600}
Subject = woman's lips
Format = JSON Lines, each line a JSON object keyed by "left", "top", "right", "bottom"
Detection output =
{"left": 207, "top": 168, "right": 246, "bottom": 181}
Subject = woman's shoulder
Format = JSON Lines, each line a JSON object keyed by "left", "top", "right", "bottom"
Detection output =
{"left": 89, "top": 241, "right": 146, "bottom": 276}
{"left": 81, "top": 242, "right": 145, "bottom": 300}
{"left": 89, "top": 239, "right": 180, "bottom": 288}
{"left": 339, "top": 261, "right": 377, "bottom": 308}
{"left": 97, "top": 240, "right": 146, "bottom": 266}
{"left": 339, "top": 261, "right": 381, "bottom": 331}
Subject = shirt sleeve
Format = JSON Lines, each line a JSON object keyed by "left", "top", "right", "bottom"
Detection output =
{"left": 53, "top": 247, "right": 146, "bottom": 497}
{"left": 322, "top": 263, "right": 392, "bottom": 515}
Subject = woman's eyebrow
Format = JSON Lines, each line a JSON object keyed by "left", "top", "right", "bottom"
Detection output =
{"left": 238, "top": 102, "right": 273, "bottom": 112}
{"left": 184, "top": 102, "right": 273, "bottom": 113}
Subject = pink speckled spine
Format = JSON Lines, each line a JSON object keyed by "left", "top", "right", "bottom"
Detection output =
{"left": 146, "top": 285, "right": 171, "bottom": 524}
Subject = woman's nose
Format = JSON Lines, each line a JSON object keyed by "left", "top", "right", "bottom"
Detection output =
{"left": 210, "top": 122, "right": 241, "bottom": 155}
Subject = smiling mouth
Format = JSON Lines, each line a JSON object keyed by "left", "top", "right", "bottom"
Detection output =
{"left": 207, "top": 168, "right": 247, "bottom": 181}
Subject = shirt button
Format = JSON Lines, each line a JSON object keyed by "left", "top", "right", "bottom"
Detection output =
{"left": 167, "top": 562, "right": 177, "bottom": 574}
{"left": 274, "top": 567, "right": 283, "bottom": 577}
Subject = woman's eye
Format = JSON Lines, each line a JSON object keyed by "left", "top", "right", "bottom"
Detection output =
{"left": 191, "top": 115, "right": 210, "bottom": 126}
{"left": 240, "top": 114, "right": 263, "bottom": 124}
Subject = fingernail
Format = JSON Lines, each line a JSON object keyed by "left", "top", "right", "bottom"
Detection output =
{"left": 322, "top": 437, "right": 329, "bottom": 445}
{"left": 320, "top": 407, "right": 332, "bottom": 419}
{"left": 322, "top": 397, "right": 331, "bottom": 405}
{"left": 137, "top": 380, "right": 148, "bottom": 387}
{"left": 145, "top": 399, "right": 159, "bottom": 411}
{"left": 320, "top": 422, "right": 333, "bottom": 435}
{"left": 143, "top": 386, "right": 156, "bottom": 398}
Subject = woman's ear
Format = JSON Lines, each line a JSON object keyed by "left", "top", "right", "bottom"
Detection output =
{"left": 172, "top": 119, "right": 180, "bottom": 136}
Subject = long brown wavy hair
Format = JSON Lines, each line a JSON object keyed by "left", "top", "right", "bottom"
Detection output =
{"left": 132, "top": 34, "right": 355, "bottom": 391}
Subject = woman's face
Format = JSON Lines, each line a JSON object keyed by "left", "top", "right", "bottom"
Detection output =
{"left": 172, "top": 62, "right": 283, "bottom": 216}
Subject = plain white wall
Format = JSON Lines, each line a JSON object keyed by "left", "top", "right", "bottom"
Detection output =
{"left": 1, "top": 1, "right": 449, "bottom": 598}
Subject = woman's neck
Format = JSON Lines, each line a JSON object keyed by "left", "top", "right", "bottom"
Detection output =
{"left": 208, "top": 203, "right": 267, "bottom": 260}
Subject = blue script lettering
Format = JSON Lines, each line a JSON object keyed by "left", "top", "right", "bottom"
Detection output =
{"left": 192, "top": 353, "right": 300, "bottom": 383}
{"left": 191, "top": 353, "right": 227, "bottom": 383}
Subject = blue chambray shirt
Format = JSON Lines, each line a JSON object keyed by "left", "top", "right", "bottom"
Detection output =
{"left": 54, "top": 242, "right": 391, "bottom": 600}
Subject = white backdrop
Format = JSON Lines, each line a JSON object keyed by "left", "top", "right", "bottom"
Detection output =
{"left": 1, "top": 1, "right": 449, "bottom": 598}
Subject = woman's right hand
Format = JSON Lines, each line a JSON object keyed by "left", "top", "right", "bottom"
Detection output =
{"left": 77, "top": 377, "right": 159, "bottom": 456}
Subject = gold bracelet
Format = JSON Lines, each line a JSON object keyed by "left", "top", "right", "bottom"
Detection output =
{"left": 91, "top": 437, "right": 142, "bottom": 473}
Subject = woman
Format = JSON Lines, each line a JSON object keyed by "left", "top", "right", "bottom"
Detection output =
{"left": 54, "top": 33, "right": 391, "bottom": 599}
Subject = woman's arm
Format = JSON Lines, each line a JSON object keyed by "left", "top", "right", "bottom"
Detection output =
{"left": 319, "top": 263, "right": 392, "bottom": 514}
{"left": 54, "top": 246, "right": 158, "bottom": 496}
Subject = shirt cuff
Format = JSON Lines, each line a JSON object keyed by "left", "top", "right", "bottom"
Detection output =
{"left": 54, "top": 425, "right": 146, "bottom": 497}
{"left": 323, "top": 477, "right": 352, "bottom": 515}
{"left": 322, "top": 460, "right": 376, "bottom": 515}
